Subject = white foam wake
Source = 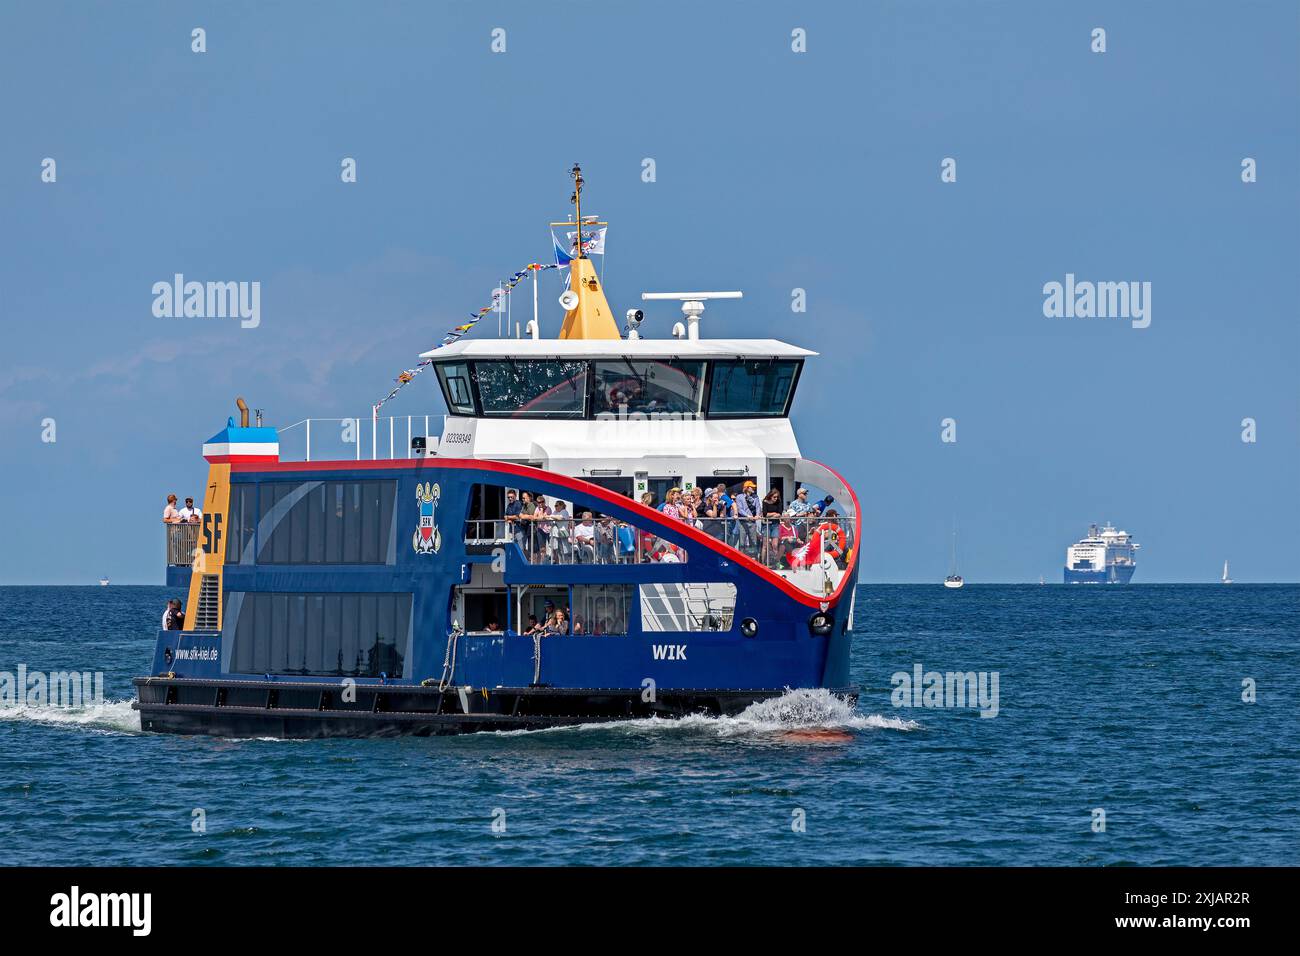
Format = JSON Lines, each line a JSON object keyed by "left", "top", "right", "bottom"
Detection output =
{"left": 0, "top": 698, "right": 141, "bottom": 735}
{"left": 499, "top": 688, "right": 920, "bottom": 738}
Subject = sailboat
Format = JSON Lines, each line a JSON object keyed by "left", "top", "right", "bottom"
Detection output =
{"left": 944, "top": 527, "right": 964, "bottom": 589}
{"left": 1221, "top": 560, "right": 1232, "bottom": 585}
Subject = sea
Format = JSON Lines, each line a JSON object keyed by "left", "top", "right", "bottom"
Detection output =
{"left": 1, "top": 584, "right": 1295, "bottom": 866}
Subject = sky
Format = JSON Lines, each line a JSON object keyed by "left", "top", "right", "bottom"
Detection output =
{"left": 1, "top": 0, "right": 1297, "bottom": 584}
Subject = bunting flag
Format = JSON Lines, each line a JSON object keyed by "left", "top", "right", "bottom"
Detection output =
{"left": 373, "top": 262, "right": 567, "bottom": 411}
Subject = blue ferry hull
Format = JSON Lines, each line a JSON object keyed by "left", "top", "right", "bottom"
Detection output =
{"left": 1063, "top": 564, "right": 1136, "bottom": 584}
{"left": 137, "top": 455, "right": 861, "bottom": 737}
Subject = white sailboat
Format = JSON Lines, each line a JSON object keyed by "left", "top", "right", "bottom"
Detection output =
{"left": 944, "top": 527, "right": 964, "bottom": 589}
{"left": 1221, "top": 560, "right": 1232, "bottom": 585}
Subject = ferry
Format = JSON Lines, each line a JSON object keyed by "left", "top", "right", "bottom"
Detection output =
{"left": 133, "top": 166, "right": 861, "bottom": 737}
{"left": 1063, "top": 522, "right": 1139, "bottom": 584}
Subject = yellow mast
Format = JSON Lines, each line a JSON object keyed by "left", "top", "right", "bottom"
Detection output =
{"left": 553, "top": 163, "right": 620, "bottom": 340}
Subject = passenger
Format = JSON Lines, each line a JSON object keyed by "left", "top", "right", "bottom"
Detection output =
{"left": 573, "top": 511, "right": 597, "bottom": 563}
{"left": 532, "top": 496, "right": 552, "bottom": 563}
{"left": 162, "top": 598, "right": 185, "bottom": 630}
{"left": 162, "top": 494, "right": 182, "bottom": 524}
{"left": 686, "top": 487, "right": 703, "bottom": 526}
{"left": 659, "top": 488, "right": 682, "bottom": 520}
{"left": 504, "top": 490, "right": 523, "bottom": 550}
{"left": 178, "top": 496, "right": 202, "bottom": 524}
{"left": 703, "top": 491, "right": 727, "bottom": 541}
{"left": 595, "top": 515, "right": 617, "bottom": 564}
{"left": 658, "top": 543, "right": 682, "bottom": 563}
{"left": 761, "top": 487, "right": 784, "bottom": 565}
{"left": 788, "top": 486, "right": 814, "bottom": 541}
{"left": 544, "top": 608, "right": 570, "bottom": 636}
{"left": 778, "top": 516, "right": 800, "bottom": 560}
{"left": 735, "top": 480, "right": 760, "bottom": 553}
{"left": 523, "top": 614, "right": 540, "bottom": 635}
{"left": 484, "top": 619, "right": 502, "bottom": 633}
{"left": 519, "top": 492, "right": 537, "bottom": 559}
{"left": 714, "top": 483, "right": 735, "bottom": 544}
{"left": 549, "top": 500, "right": 573, "bottom": 562}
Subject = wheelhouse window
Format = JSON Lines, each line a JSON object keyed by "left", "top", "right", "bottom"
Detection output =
{"left": 473, "top": 360, "right": 587, "bottom": 417}
{"left": 592, "top": 360, "right": 705, "bottom": 416}
{"left": 707, "top": 359, "right": 801, "bottom": 418}
{"left": 436, "top": 362, "right": 476, "bottom": 415}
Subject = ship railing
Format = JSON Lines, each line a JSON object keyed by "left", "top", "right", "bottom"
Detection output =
{"left": 277, "top": 415, "right": 441, "bottom": 463}
{"left": 464, "top": 518, "right": 684, "bottom": 565}
{"left": 694, "top": 516, "right": 855, "bottom": 571}
{"left": 165, "top": 523, "right": 201, "bottom": 566}
{"left": 463, "top": 514, "right": 856, "bottom": 572}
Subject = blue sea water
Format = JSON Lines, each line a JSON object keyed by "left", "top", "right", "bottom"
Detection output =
{"left": 0, "top": 584, "right": 1295, "bottom": 866}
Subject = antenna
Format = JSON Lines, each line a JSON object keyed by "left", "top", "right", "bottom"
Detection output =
{"left": 570, "top": 163, "right": 585, "bottom": 258}
{"left": 640, "top": 291, "right": 742, "bottom": 340}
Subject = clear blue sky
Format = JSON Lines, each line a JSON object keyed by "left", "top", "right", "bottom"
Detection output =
{"left": 1, "top": 1, "right": 1296, "bottom": 584}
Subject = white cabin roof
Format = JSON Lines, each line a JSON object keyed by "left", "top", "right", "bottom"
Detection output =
{"left": 419, "top": 338, "right": 816, "bottom": 360}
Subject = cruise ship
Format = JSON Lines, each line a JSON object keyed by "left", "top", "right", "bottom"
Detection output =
{"left": 1063, "top": 522, "right": 1139, "bottom": 584}
{"left": 134, "top": 165, "right": 861, "bottom": 737}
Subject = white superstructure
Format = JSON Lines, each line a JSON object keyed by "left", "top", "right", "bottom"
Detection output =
{"left": 1066, "top": 523, "right": 1140, "bottom": 573}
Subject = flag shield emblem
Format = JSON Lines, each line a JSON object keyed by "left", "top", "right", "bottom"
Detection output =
{"left": 413, "top": 482, "right": 442, "bottom": 554}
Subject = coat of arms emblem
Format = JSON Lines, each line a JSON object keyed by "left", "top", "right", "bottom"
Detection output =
{"left": 413, "top": 481, "right": 441, "bottom": 554}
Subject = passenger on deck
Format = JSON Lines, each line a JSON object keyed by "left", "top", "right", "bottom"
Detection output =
{"left": 788, "top": 486, "right": 814, "bottom": 541}
{"left": 162, "top": 598, "right": 184, "bottom": 630}
{"left": 573, "top": 512, "right": 597, "bottom": 563}
{"left": 504, "top": 490, "right": 523, "bottom": 549}
{"left": 522, "top": 614, "right": 540, "bottom": 635}
{"left": 519, "top": 492, "right": 537, "bottom": 558}
{"left": 163, "top": 494, "right": 182, "bottom": 524}
{"left": 735, "top": 481, "right": 761, "bottom": 552}
{"left": 703, "top": 491, "right": 727, "bottom": 540}
{"left": 532, "top": 496, "right": 552, "bottom": 563}
{"left": 686, "top": 487, "right": 704, "bottom": 526}
{"left": 549, "top": 500, "right": 572, "bottom": 562}
{"left": 178, "top": 497, "right": 202, "bottom": 523}
{"left": 761, "top": 487, "right": 784, "bottom": 565}
{"left": 595, "top": 515, "right": 617, "bottom": 564}
{"left": 660, "top": 487, "right": 682, "bottom": 520}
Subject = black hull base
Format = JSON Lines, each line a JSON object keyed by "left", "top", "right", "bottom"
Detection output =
{"left": 132, "top": 677, "right": 858, "bottom": 738}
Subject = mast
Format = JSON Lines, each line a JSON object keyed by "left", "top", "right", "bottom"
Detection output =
{"left": 552, "top": 163, "right": 619, "bottom": 339}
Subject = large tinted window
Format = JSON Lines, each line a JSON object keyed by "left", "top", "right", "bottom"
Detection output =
{"left": 473, "top": 360, "right": 587, "bottom": 417}
{"left": 256, "top": 480, "right": 396, "bottom": 564}
{"left": 229, "top": 591, "right": 411, "bottom": 678}
{"left": 436, "top": 362, "right": 476, "bottom": 415}
{"left": 707, "top": 360, "right": 800, "bottom": 417}
{"left": 592, "top": 360, "right": 704, "bottom": 416}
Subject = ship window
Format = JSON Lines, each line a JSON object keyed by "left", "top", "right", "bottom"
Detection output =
{"left": 227, "top": 482, "right": 258, "bottom": 565}
{"left": 229, "top": 591, "right": 411, "bottom": 678}
{"left": 639, "top": 583, "right": 737, "bottom": 632}
{"left": 572, "top": 585, "right": 631, "bottom": 636}
{"left": 591, "top": 360, "right": 705, "bottom": 416}
{"left": 472, "top": 360, "right": 588, "bottom": 417}
{"left": 436, "top": 362, "right": 476, "bottom": 415}
{"left": 706, "top": 360, "right": 800, "bottom": 418}
{"left": 255, "top": 480, "right": 396, "bottom": 565}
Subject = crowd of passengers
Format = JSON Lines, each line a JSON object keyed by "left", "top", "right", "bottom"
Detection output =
{"left": 502, "top": 482, "right": 849, "bottom": 569}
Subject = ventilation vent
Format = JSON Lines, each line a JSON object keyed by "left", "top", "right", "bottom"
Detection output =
{"left": 195, "top": 575, "right": 221, "bottom": 630}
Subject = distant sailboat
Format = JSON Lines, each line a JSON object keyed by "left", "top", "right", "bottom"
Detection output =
{"left": 1039, "top": 575, "right": 1045, "bottom": 586}
{"left": 1221, "top": 560, "right": 1232, "bottom": 585}
{"left": 944, "top": 527, "right": 964, "bottom": 589}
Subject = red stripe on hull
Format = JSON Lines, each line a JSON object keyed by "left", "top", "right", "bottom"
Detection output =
{"left": 231, "top": 456, "right": 861, "bottom": 609}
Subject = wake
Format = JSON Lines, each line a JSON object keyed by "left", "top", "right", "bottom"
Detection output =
{"left": 499, "top": 688, "right": 920, "bottom": 738}
{"left": 0, "top": 698, "right": 141, "bottom": 735}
